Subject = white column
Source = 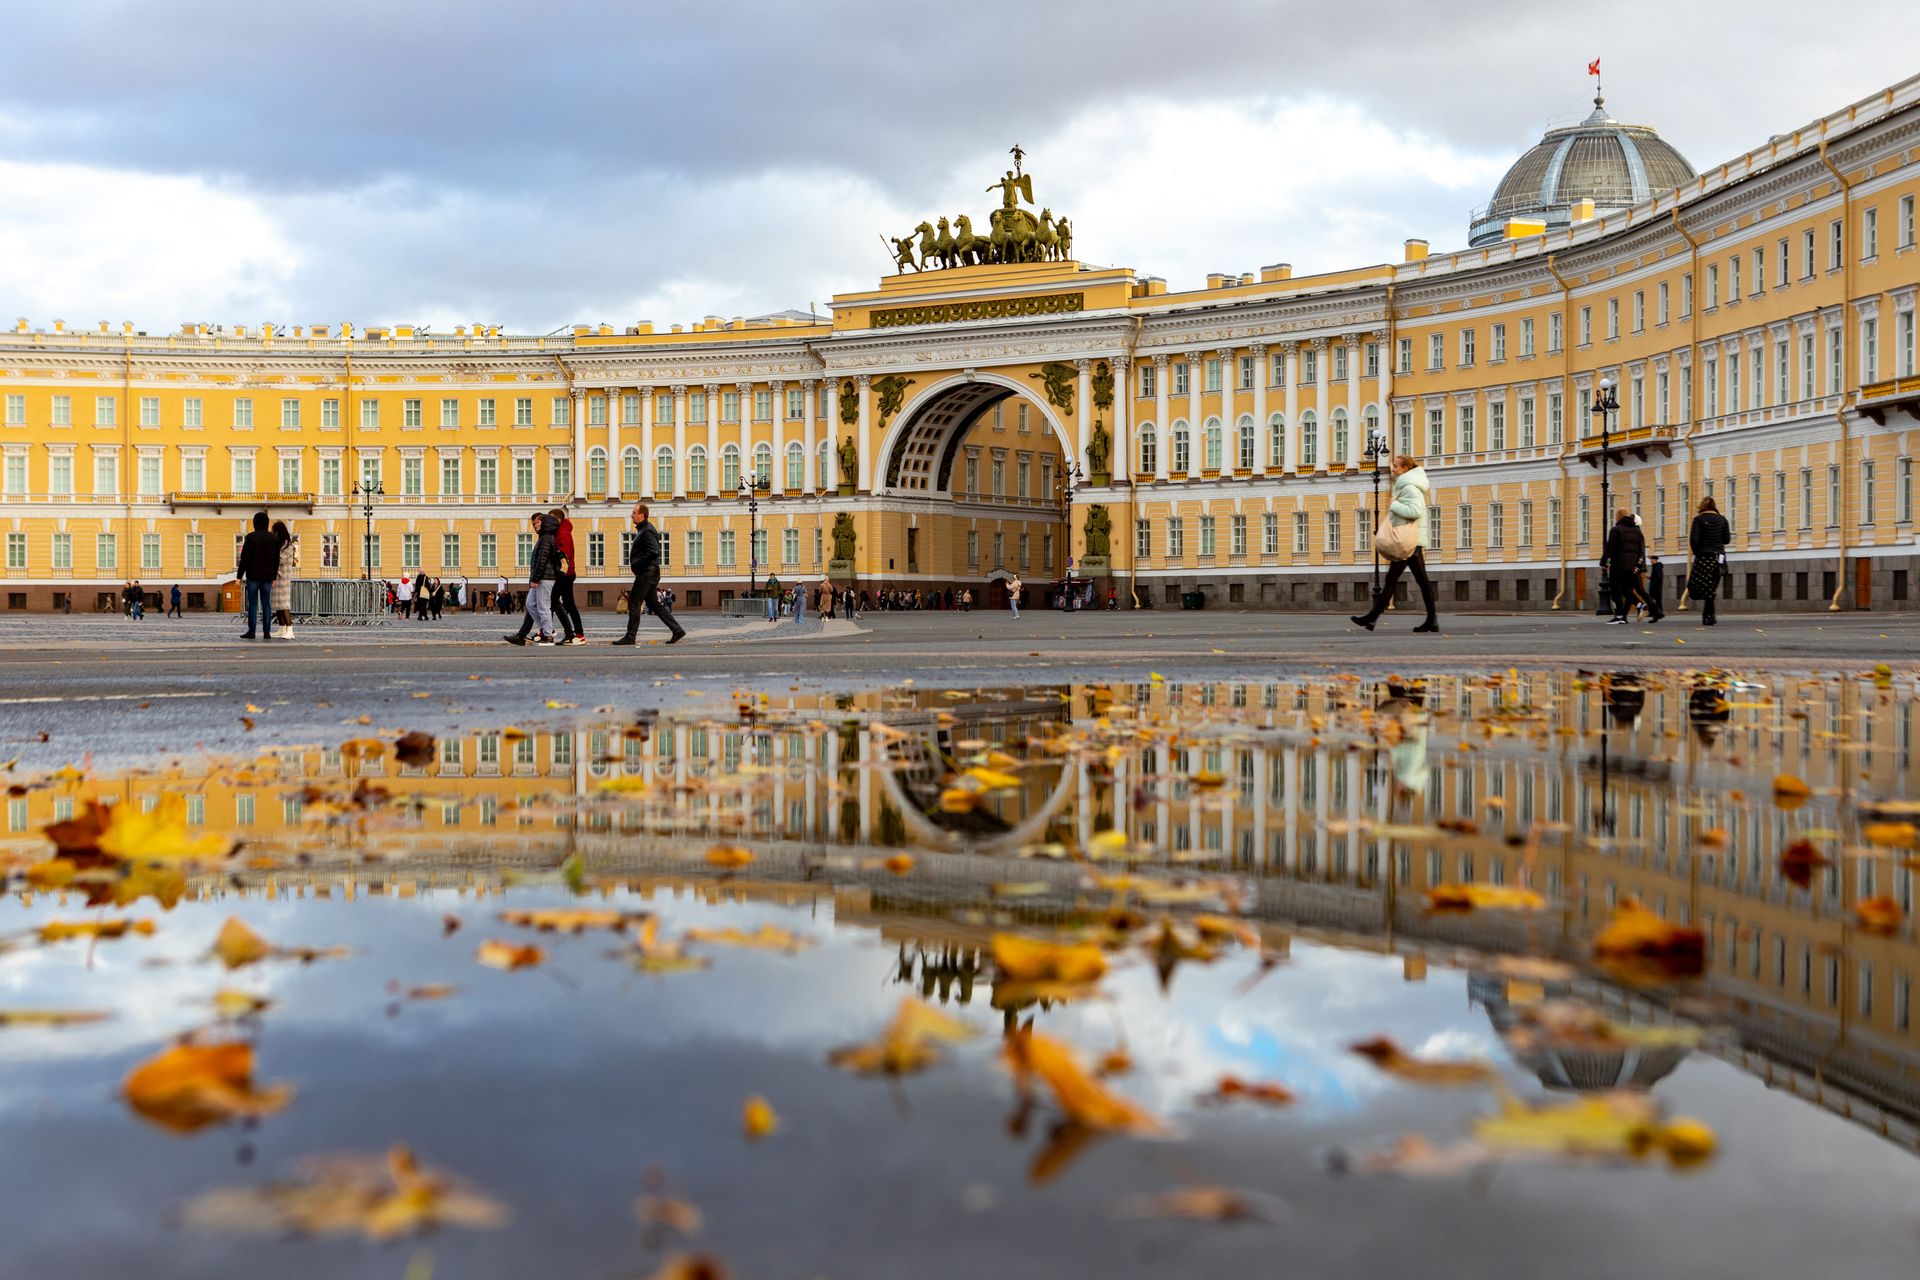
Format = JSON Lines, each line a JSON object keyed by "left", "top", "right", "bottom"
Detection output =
{"left": 858, "top": 728, "right": 874, "bottom": 843}
{"left": 1075, "top": 359, "right": 1092, "bottom": 477}
{"left": 1313, "top": 340, "right": 1330, "bottom": 467}
{"left": 803, "top": 732, "right": 818, "bottom": 839}
{"left": 1153, "top": 356, "right": 1170, "bottom": 482}
{"left": 571, "top": 390, "right": 587, "bottom": 499}
{"left": 672, "top": 386, "right": 687, "bottom": 499}
{"left": 769, "top": 381, "right": 785, "bottom": 496}
{"left": 1281, "top": 746, "right": 1298, "bottom": 871}
{"left": 1282, "top": 345, "right": 1299, "bottom": 472}
{"left": 607, "top": 385, "right": 621, "bottom": 496}
{"left": 640, "top": 386, "right": 655, "bottom": 499}
{"left": 703, "top": 383, "right": 719, "bottom": 496}
{"left": 1185, "top": 350, "right": 1202, "bottom": 480}
{"left": 825, "top": 382, "right": 841, "bottom": 490}
{"left": 802, "top": 380, "right": 818, "bottom": 492}
{"left": 1251, "top": 343, "right": 1268, "bottom": 477}
{"left": 1217, "top": 347, "right": 1236, "bottom": 471}
{"left": 1252, "top": 746, "right": 1269, "bottom": 869}
{"left": 855, "top": 375, "right": 872, "bottom": 492}
{"left": 1346, "top": 337, "right": 1363, "bottom": 466}
{"left": 1112, "top": 357, "right": 1131, "bottom": 485}
{"left": 1075, "top": 758, "right": 1093, "bottom": 850}
{"left": 735, "top": 382, "right": 753, "bottom": 493}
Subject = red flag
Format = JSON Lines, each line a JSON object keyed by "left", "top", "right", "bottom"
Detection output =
{"left": 1587, "top": 58, "right": 1601, "bottom": 78}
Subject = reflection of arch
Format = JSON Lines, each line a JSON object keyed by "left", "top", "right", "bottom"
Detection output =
{"left": 877, "top": 741, "right": 1081, "bottom": 853}
{"left": 876, "top": 372, "right": 1074, "bottom": 495}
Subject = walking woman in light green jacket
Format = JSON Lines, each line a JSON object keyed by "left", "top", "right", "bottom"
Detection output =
{"left": 1351, "top": 457, "right": 1439, "bottom": 634}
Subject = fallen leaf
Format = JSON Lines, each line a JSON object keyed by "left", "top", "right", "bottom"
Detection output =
{"left": 1592, "top": 899, "right": 1705, "bottom": 980}
{"left": 1200, "top": 1074, "right": 1297, "bottom": 1106}
{"left": 992, "top": 934, "right": 1107, "bottom": 985}
{"left": 1856, "top": 895, "right": 1904, "bottom": 935}
{"left": 828, "top": 997, "right": 975, "bottom": 1076}
{"left": 1424, "top": 884, "right": 1545, "bottom": 913}
{"left": 1862, "top": 821, "right": 1919, "bottom": 848}
{"left": 475, "top": 940, "right": 545, "bottom": 971}
{"left": 882, "top": 854, "right": 915, "bottom": 875}
{"left": 123, "top": 1041, "right": 294, "bottom": 1134}
{"left": 619, "top": 917, "right": 710, "bottom": 974}
{"left": 39, "top": 918, "right": 156, "bottom": 943}
{"left": 639, "top": 1257, "right": 730, "bottom": 1280}
{"left": 181, "top": 1144, "right": 507, "bottom": 1240}
{"left": 742, "top": 1096, "right": 779, "bottom": 1141}
{"left": 703, "top": 844, "right": 754, "bottom": 869}
{"left": 208, "top": 989, "right": 274, "bottom": 1020}
{"left": 1003, "top": 1026, "right": 1162, "bottom": 1134}
{"left": 682, "top": 923, "right": 810, "bottom": 952}
{"left": 1350, "top": 1037, "right": 1496, "bottom": 1086}
{"left": 212, "top": 917, "right": 273, "bottom": 969}
{"left": 499, "top": 908, "right": 642, "bottom": 934}
{"left": 393, "top": 732, "right": 437, "bottom": 767}
{"left": 635, "top": 1193, "right": 703, "bottom": 1237}
{"left": 98, "top": 794, "right": 236, "bottom": 863}
{"left": 1474, "top": 1090, "right": 1714, "bottom": 1168}
{"left": 1779, "top": 839, "right": 1831, "bottom": 890}
{"left": 1772, "top": 773, "right": 1812, "bottom": 810}
{"left": 1114, "top": 1186, "right": 1270, "bottom": 1222}
{"left": 0, "top": 1009, "right": 112, "bottom": 1028}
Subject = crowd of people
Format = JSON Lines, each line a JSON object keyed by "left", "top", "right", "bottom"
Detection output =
{"left": 382, "top": 574, "right": 469, "bottom": 620}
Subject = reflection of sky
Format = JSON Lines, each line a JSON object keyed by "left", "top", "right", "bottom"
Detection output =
{"left": 6, "top": 884, "right": 1920, "bottom": 1279}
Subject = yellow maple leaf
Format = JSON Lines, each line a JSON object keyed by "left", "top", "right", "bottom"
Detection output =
{"left": 98, "top": 794, "right": 235, "bottom": 863}
{"left": 123, "top": 1041, "right": 293, "bottom": 1134}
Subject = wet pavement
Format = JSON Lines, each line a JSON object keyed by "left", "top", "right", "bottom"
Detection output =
{"left": 3, "top": 670, "right": 1919, "bottom": 1278}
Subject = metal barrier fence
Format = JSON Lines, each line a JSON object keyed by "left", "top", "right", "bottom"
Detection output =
{"left": 290, "top": 578, "right": 388, "bottom": 625}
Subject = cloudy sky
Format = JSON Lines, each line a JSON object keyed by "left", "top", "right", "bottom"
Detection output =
{"left": 2, "top": 1, "right": 1915, "bottom": 335}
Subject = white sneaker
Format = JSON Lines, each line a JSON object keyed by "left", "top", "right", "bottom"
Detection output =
{"left": 535, "top": 636, "right": 555, "bottom": 646}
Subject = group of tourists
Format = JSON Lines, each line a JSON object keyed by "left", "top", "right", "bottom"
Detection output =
{"left": 234, "top": 510, "right": 300, "bottom": 640}
{"left": 503, "top": 504, "right": 685, "bottom": 648}
{"left": 1350, "top": 456, "right": 1737, "bottom": 634}
{"left": 387, "top": 574, "right": 467, "bottom": 619}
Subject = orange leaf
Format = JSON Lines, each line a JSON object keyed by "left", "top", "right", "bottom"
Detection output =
{"left": 123, "top": 1041, "right": 293, "bottom": 1134}
{"left": 1779, "top": 839, "right": 1830, "bottom": 890}
{"left": 991, "top": 934, "right": 1107, "bottom": 985}
{"left": 703, "top": 844, "right": 754, "bottom": 869}
{"left": 1350, "top": 1036, "right": 1495, "bottom": 1087}
{"left": 475, "top": 939, "right": 545, "bottom": 970}
{"left": 742, "top": 1095, "right": 779, "bottom": 1141}
{"left": 1425, "top": 883, "right": 1545, "bottom": 913}
{"left": 828, "top": 997, "right": 975, "bottom": 1076}
{"left": 499, "top": 908, "right": 640, "bottom": 934}
{"left": 39, "top": 918, "right": 155, "bottom": 944}
{"left": 1201, "top": 1073, "right": 1297, "bottom": 1106}
{"left": 1855, "top": 895, "right": 1904, "bottom": 935}
{"left": 1592, "top": 899, "right": 1705, "bottom": 980}
{"left": 1002, "top": 1027, "right": 1162, "bottom": 1134}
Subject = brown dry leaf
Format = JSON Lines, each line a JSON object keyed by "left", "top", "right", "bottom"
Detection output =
{"left": 475, "top": 940, "right": 545, "bottom": 971}
{"left": 828, "top": 997, "right": 975, "bottom": 1076}
{"left": 1592, "top": 899, "right": 1706, "bottom": 980}
{"left": 742, "top": 1095, "right": 779, "bottom": 1141}
{"left": 181, "top": 1144, "right": 508, "bottom": 1240}
{"left": 1096, "top": 1049, "right": 1134, "bottom": 1078}
{"left": 1779, "top": 839, "right": 1831, "bottom": 890}
{"left": 393, "top": 731, "right": 437, "bottom": 767}
{"left": 882, "top": 854, "right": 915, "bottom": 875}
{"left": 1192, "top": 915, "right": 1260, "bottom": 948}
{"left": 41, "top": 801, "right": 112, "bottom": 858}
{"left": 39, "top": 918, "right": 156, "bottom": 944}
{"left": 682, "top": 923, "right": 810, "bottom": 952}
{"left": 405, "top": 984, "right": 460, "bottom": 1002}
{"left": 1114, "top": 1186, "right": 1269, "bottom": 1222}
{"left": 212, "top": 917, "right": 274, "bottom": 969}
{"left": 0, "top": 1009, "right": 111, "bottom": 1028}
{"left": 1350, "top": 1037, "right": 1496, "bottom": 1086}
{"left": 1003, "top": 1026, "right": 1163, "bottom": 1134}
{"left": 622, "top": 917, "right": 710, "bottom": 974}
{"left": 499, "top": 908, "right": 641, "bottom": 934}
{"left": 1424, "top": 884, "right": 1545, "bottom": 913}
{"left": 1772, "top": 773, "right": 1812, "bottom": 810}
{"left": 703, "top": 844, "right": 754, "bottom": 869}
{"left": 640, "top": 1257, "right": 730, "bottom": 1280}
{"left": 123, "top": 1041, "right": 294, "bottom": 1134}
{"left": 1200, "top": 1074, "right": 1297, "bottom": 1106}
{"left": 340, "top": 738, "right": 386, "bottom": 762}
{"left": 1855, "top": 895, "right": 1905, "bottom": 935}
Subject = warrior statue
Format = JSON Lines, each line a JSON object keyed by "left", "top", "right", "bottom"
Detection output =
{"left": 1087, "top": 420, "right": 1111, "bottom": 477}
{"left": 1056, "top": 216, "right": 1073, "bottom": 261}
{"left": 889, "top": 234, "right": 918, "bottom": 273}
{"left": 837, "top": 434, "right": 859, "bottom": 483}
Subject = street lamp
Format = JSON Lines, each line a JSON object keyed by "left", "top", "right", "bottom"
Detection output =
{"left": 1364, "top": 428, "right": 1391, "bottom": 599}
{"left": 352, "top": 479, "right": 383, "bottom": 582}
{"left": 738, "top": 473, "right": 768, "bottom": 598}
{"left": 1591, "top": 375, "right": 1620, "bottom": 616}
{"left": 1059, "top": 459, "right": 1083, "bottom": 591}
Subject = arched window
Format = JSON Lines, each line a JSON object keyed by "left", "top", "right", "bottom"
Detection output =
{"left": 1138, "top": 424, "right": 1157, "bottom": 474}
{"left": 1300, "top": 412, "right": 1318, "bottom": 467}
{"left": 586, "top": 446, "right": 608, "bottom": 495}
{"left": 1236, "top": 416, "right": 1255, "bottom": 470}
{"left": 785, "top": 442, "right": 805, "bottom": 490}
{"left": 654, "top": 446, "right": 675, "bottom": 495}
{"left": 621, "top": 446, "right": 642, "bottom": 494}
{"left": 688, "top": 445, "right": 708, "bottom": 493}
{"left": 753, "top": 442, "right": 773, "bottom": 486}
{"left": 818, "top": 440, "right": 831, "bottom": 487}
{"left": 1363, "top": 406, "right": 1381, "bottom": 457}
{"left": 720, "top": 443, "right": 740, "bottom": 492}
{"left": 1332, "top": 408, "right": 1349, "bottom": 466}
{"left": 1268, "top": 413, "right": 1285, "bottom": 468}
{"left": 1172, "top": 421, "right": 1190, "bottom": 472}
{"left": 1203, "top": 418, "right": 1222, "bottom": 471}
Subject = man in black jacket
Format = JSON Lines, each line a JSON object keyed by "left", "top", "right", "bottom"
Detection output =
{"left": 236, "top": 510, "right": 280, "bottom": 641}
{"left": 505, "top": 513, "right": 561, "bottom": 645}
{"left": 612, "top": 502, "right": 684, "bottom": 646}
{"left": 1602, "top": 510, "right": 1646, "bottom": 625}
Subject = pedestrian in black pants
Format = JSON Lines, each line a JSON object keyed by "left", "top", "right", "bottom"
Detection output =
{"left": 1688, "top": 496, "right": 1732, "bottom": 626}
{"left": 1648, "top": 556, "right": 1665, "bottom": 614}
{"left": 1351, "top": 457, "right": 1438, "bottom": 634}
{"left": 167, "top": 584, "right": 183, "bottom": 618}
{"left": 612, "top": 502, "right": 685, "bottom": 646}
{"left": 1603, "top": 510, "right": 1658, "bottom": 623}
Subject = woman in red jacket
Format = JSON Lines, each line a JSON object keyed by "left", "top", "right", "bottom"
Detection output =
{"left": 550, "top": 509, "right": 586, "bottom": 644}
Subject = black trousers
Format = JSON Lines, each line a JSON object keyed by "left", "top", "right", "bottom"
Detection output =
{"left": 1363, "top": 548, "right": 1436, "bottom": 623}
{"left": 623, "top": 570, "right": 683, "bottom": 639}
{"left": 551, "top": 573, "right": 584, "bottom": 638}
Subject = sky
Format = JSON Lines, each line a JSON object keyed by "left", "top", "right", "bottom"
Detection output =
{"left": 1, "top": 1, "right": 1915, "bottom": 335}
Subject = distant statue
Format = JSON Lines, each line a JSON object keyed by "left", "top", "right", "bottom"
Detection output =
{"left": 953, "top": 214, "right": 989, "bottom": 266}
{"left": 1037, "top": 209, "right": 1060, "bottom": 261}
{"left": 838, "top": 380, "right": 859, "bottom": 426}
{"left": 1056, "top": 216, "right": 1072, "bottom": 261}
{"left": 888, "top": 234, "right": 918, "bottom": 273}
{"left": 986, "top": 169, "right": 1033, "bottom": 211}
{"left": 934, "top": 216, "right": 957, "bottom": 269}
{"left": 1084, "top": 505, "right": 1111, "bottom": 559}
{"left": 1029, "top": 361, "right": 1075, "bottom": 414}
{"left": 1091, "top": 359, "right": 1114, "bottom": 410}
{"left": 1087, "top": 420, "right": 1110, "bottom": 476}
{"left": 832, "top": 511, "right": 857, "bottom": 562}
{"left": 837, "top": 434, "right": 859, "bottom": 483}
{"left": 873, "top": 374, "right": 911, "bottom": 427}
{"left": 913, "top": 221, "right": 938, "bottom": 270}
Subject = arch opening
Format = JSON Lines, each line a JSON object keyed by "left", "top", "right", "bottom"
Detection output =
{"left": 877, "top": 373, "right": 1074, "bottom": 496}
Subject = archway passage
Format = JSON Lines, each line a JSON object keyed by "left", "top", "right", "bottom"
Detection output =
{"left": 883, "top": 381, "right": 1013, "bottom": 492}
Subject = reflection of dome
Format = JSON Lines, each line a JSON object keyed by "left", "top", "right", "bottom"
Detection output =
{"left": 1469, "top": 94, "right": 1696, "bottom": 247}
{"left": 1469, "top": 974, "right": 1690, "bottom": 1092}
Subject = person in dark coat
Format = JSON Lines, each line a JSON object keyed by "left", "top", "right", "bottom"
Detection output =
{"left": 168, "top": 583, "right": 183, "bottom": 618}
{"left": 1648, "top": 556, "right": 1665, "bottom": 612}
{"left": 504, "top": 513, "right": 560, "bottom": 645}
{"left": 1688, "top": 496, "right": 1733, "bottom": 626}
{"left": 1603, "top": 510, "right": 1647, "bottom": 624}
{"left": 612, "top": 502, "right": 685, "bottom": 646}
{"left": 550, "top": 510, "right": 585, "bottom": 644}
{"left": 235, "top": 510, "right": 280, "bottom": 640}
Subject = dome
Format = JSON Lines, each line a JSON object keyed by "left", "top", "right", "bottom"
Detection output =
{"left": 1469, "top": 94, "right": 1696, "bottom": 247}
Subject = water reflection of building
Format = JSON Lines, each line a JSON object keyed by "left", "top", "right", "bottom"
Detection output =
{"left": 4, "top": 675, "right": 1916, "bottom": 1145}
{"left": 1469, "top": 972, "right": 1693, "bottom": 1092}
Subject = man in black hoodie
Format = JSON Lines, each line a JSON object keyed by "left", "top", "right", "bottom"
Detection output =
{"left": 1602, "top": 510, "right": 1647, "bottom": 625}
{"left": 612, "top": 502, "right": 685, "bottom": 646}
{"left": 236, "top": 510, "right": 280, "bottom": 641}
{"left": 506, "top": 512, "right": 561, "bottom": 645}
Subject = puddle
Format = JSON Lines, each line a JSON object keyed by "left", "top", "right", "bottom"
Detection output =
{"left": 2, "top": 672, "right": 1919, "bottom": 1278}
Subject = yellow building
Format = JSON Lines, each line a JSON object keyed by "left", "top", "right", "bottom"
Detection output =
{"left": 2, "top": 76, "right": 1917, "bottom": 612}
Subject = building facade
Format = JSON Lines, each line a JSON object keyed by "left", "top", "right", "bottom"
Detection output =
{"left": 2, "top": 76, "right": 1918, "bottom": 612}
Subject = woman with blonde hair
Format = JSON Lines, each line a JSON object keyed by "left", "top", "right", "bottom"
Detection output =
{"left": 1351, "top": 456, "right": 1437, "bottom": 634}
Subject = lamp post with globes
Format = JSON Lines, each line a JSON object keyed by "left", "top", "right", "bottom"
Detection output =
{"left": 1364, "top": 427, "right": 1391, "bottom": 599}
{"left": 1591, "top": 375, "right": 1621, "bottom": 615}
{"left": 352, "top": 479, "right": 383, "bottom": 582}
{"left": 738, "top": 473, "right": 768, "bottom": 599}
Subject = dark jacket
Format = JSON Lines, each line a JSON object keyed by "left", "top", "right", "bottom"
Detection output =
{"left": 237, "top": 529, "right": 280, "bottom": 583}
{"left": 1689, "top": 511, "right": 1731, "bottom": 559}
{"left": 628, "top": 520, "right": 662, "bottom": 576}
{"left": 1603, "top": 518, "right": 1645, "bottom": 570}
{"left": 528, "top": 516, "right": 561, "bottom": 582}
{"left": 1648, "top": 560, "right": 1665, "bottom": 601}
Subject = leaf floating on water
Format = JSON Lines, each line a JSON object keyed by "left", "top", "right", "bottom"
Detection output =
{"left": 1772, "top": 773, "right": 1812, "bottom": 810}
{"left": 181, "top": 1144, "right": 508, "bottom": 1241}
{"left": 1114, "top": 1186, "right": 1272, "bottom": 1223}
{"left": 702, "top": 844, "right": 754, "bottom": 869}
{"left": 828, "top": 997, "right": 975, "bottom": 1076}
{"left": 1504, "top": 1002, "right": 1702, "bottom": 1055}
{"left": 1199, "top": 1074, "right": 1297, "bottom": 1107}
{"left": 1424, "top": 883, "right": 1545, "bottom": 913}
{"left": 393, "top": 731, "right": 437, "bottom": 768}
{"left": 682, "top": 923, "right": 810, "bottom": 952}
{"left": 499, "top": 908, "right": 643, "bottom": 934}
{"left": 1855, "top": 895, "right": 1905, "bottom": 935}
{"left": 1003, "top": 1026, "right": 1163, "bottom": 1135}
{"left": 1592, "top": 899, "right": 1705, "bottom": 981}
{"left": 340, "top": 738, "right": 386, "bottom": 763}
{"left": 1350, "top": 1037, "right": 1496, "bottom": 1087}
{"left": 635, "top": 1192, "right": 703, "bottom": 1239}
{"left": 1473, "top": 1090, "right": 1715, "bottom": 1169}
{"left": 742, "top": 1095, "right": 779, "bottom": 1141}
{"left": 640, "top": 1257, "right": 731, "bottom": 1280}
{"left": 988, "top": 881, "right": 1051, "bottom": 899}
{"left": 97, "top": 794, "right": 236, "bottom": 863}
{"left": 992, "top": 934, "right": 1107, "bottom": 985}
{"left": 1778, "top": 839, "right": 1831, "bottom": 890}
{"left": 208, "top": 989, "right": 274, "bottom": 1020}
{"left": 475, "top": 940, "right": 545, "bottom": 971}
{"left": 39, "top": 917, "right": 156, "bottom": 944}
{"left": 882, "top": 854, "right": 915, "bottom": 875}
{"left": 0, "top": 1008, "right": 111, "bottom": 1028}
{"left": 123, "top": 1041, "right": 294, "bottom": 1134}
{"left": 1862, "top": 821, "right": 1919, "bottom": 849}
{"left": 619, "top": 917, "right": 710, "bottom": 974}
{"left": 212, "top": 917, "right": 273, "bottom": 969}
{"left": 597, "top": 776, "right": 652, "bottom": 793}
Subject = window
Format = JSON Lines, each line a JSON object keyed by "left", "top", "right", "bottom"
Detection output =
{"left": 1490, "top": 400, "right": 1506, "bottom": 450}
{"left": 1829, "top": 219, "right": 1843, "bottom": 271}
{"left": 233, "top": 398, "right": 253, "bottom": 429}
{"left": 51, "top": 394, "right": 72, "bottom": 426}
{"left": 1427, "top": 334, "right": 1443, "bottom": 370}
{"left": 588, "top": 448, "right": 608, "bottom": 494}
{"left": 1460, "top": 328, "right": 1476, "bottom": 366}
{"left": 1518, "top": 499, "right": 1533, "bottom": 547}
{"left": 178, "top": 454, "right": 200, "bottom": 494}
{"left": 1729, "top": 255, "right": 1741, "bottom": 302}
{"left": 1263, "top": 513, "right": 1278, "bottom": 555}
{"left": 1828, "top": 464, "right": 1842, "bottom": 528}
{"left": 1548, "top": 497, "right": 1561, "bottom": 545}
{"left": 1427, "top": 506, "right": 1443, "bottom": 552}
{"left": 435, "top": 454, "right": 457, "bottom": 496}
{"left": 139, "top": 453, "right": 165, "bottom": 496}
{"left": 1426, "top": 407, "right": 1443, "bottom": 456}
{"left": 688, "top": 446, "right": 708, "bottom": 493}
{"left": 783, "top": 528, "right": 800, "bottom": 566}
{"left": 1167, "top": 517, "right": 1184, "bottom": 558}
{"left": 1204, "top": 359, "right": 1222, "bottom": 393}
{"left": 1491, "top": 324, "right": 1506, "bottom": 361}
{"left": 479, "top": 533, "right": 497, "bottom": 568}
{"left": 402, "top": 455, "right": 423, "bottom": 496}
{"left": 720, "top": 444, "right": 741, "bottom": 492}
{"left": 1365, "top": 342, "right": 1380, "bottom": 377}
{"left": 2, "top": 393, "right": 22, "bottom": 426}
{"left": 1607, "top": 298, "right": 1619, "bottom": 338}
{"left": 1457, "top": 504, "right": 1474, "bottom": 549}
{"left": 275, "top": 398, "right": 299, "bottom": 431}
{"left": 1830, "top": 327, "right": 1844, "bottom": 394}
{"left": 1632, "top": 291, "right": 1644, "bottom": 333}
{"left": 550, "top": 454, "right": 572, "bottom": 495}
{"left": 1706, "top": 265, "right": 1719, "bottom": 310}
{"left": 990, "top": 454, "right": 1004, "bottom": 494}
{"left": 1521, "top": 317, "right": 1536, "bottom": 356}
{"left": 785, "top": 388, "right": 803, "bottom": 420}
{"left": 1519, "top": 397, "right": 1536, "bottom": 447}
{"left": 1236, "top": 418, "right": 1254, "bottom": 469}
{"left": 1303, "top": 349, "right": 1319, "bottom": 384}
{"left": 404, "top": 398, "right": 423, "bottom": 429}
{"left": 1548, "top": 393, "right": 1563, "bottom": 444}
{"left": 1333, "top": 346, "right": 1349, "bottom": 381}
{"left": 721, "top": 391, "right": 740, "bottom": 423}
{"left": 553, "top": 395, "right": 573, "bottom": 426}
{"left": 2, "top": 533, "right": 20, "bottom": 570}
{"left": 1323, "top": 510, "right": 1340, "bottom": 554}
{"left": 1230, "top": 513, "right": 1247, "bottom": 556}
{"left": 1863, "top": 460, "right": 1877, "bottom": 526}
{"left": 402, "top": 532, "right": 421, "bottom": 569}
{"left": 97, "top": 532, "right": 117, "bottom": 570}
{"left": 1292, "top": 512, "right": 1308, "bottom": 554}
{"left": 1863, "top": 316, "right": 1879, "bottom": 383}
{"left": 1657, "top": 282, "right": 1669, "bottom": 325}
{"left": 1490, "top": 502, "right": 1505, "bottom": 548}
{"left": 473, "top": 454, "right": 496, "bottom": 496}
{"left": 1202, "top": 420, "right": 1222, "bottom": 470}
{"left": 513, "top": 454, "right": 534, "bottom": 495}
{"left": 1458, "top": 404, "right": 1475, "bottom": 453}
{"left": 1135, "top": 519, "right": 1151, "bottom": 560}
{"left": 279, "top": 454, "right": 301, "bottom": 494}
{"left": 1172, "top": 423, "right": 1190, "bottom": 472}
{"left": 1548, "top": 312, "right": 1563, "bottom": 352}
{"left": 1139, "top": 363, "right": 1156, "bottom": 399}
{"left": 360, "top": 399, "right": 380, "bottom": 431}
{"left": 183, "top": 532, "right": 202, "bottom": 571}
{"left": 1800, "top": 468, "right": 1814, "bottom": 529}
{"left": 1903, "top": 458, "right": 1915, "bottom": 523}
{"left": 230, "top": 452, "right": 252, "bottom": 494}
{"left": 442, "top": 533, "right": 461, "bottom": 568}
{"left": 1753, "top": 246, "right": 1765, "bottom": 293}
{"left": 1199, "top": 515, "right": 1215, "bottom": 557}
{"left": 1396, "top": 337, "right": 1413, "bottom": 373}
{"left": 512, "top": 397, "right": 533, "bottom": 427}
{"left": 93, "top": 395, "right": 116, "bottom": 427}
{"left": 1901, "top": 308, "right": 1917, "bottom": 379}
{"left": 1901, "top": 194, "right": 1917, "bottom": 249}
{"left": 1301, "top": 412, "right": 1318, "bottom": 466}
{"left": 1173, "top": 362, "right": 1189, "bottom": 396}
{"left": 719, "top": 530, "right": 736, "bottom": 568}
{"left": 653, "top": 448, "right": 674, "bottom": 494}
